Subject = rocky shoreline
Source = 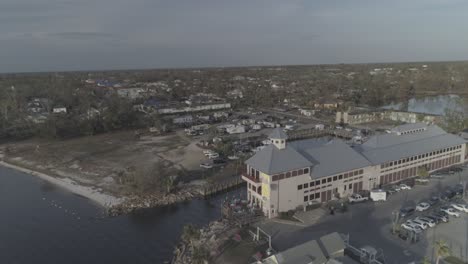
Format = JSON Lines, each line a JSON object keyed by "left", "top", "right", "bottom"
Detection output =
{"left": 171, "top": 219, "right": 238, "bottom": 264}
{"left": 107, "top": 186, "right": 201, "bottom": 216}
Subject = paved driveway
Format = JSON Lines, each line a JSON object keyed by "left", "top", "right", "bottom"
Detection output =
{"left": 256, "top": 168, "right": 468, "bottom": 264}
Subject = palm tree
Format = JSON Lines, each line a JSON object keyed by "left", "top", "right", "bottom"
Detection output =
{"left": 421, "top": 256, "right": 431, "bottom": 264}
{"left": 435, "top": 239, "right": 451, "bottom": 264}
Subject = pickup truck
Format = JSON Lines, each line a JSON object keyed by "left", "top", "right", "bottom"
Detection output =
{"left": 349, "top": 194, "right": 369, "bottom": 203}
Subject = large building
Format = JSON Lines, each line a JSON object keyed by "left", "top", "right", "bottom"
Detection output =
{"left": 242, "top": 124, "right": 466, "bottom": 218}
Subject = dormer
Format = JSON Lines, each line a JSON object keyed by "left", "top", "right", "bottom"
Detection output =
{"left": 269, "top": 128, "right": 288, "bottom": 150}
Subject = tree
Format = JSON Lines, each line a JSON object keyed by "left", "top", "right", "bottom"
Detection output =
{"left": 181, "top": 224, "right": 200, "bottom": 246}
{"left": 421, "top": 256, "right": 431, "bottom": 264}
{"left": 192, "top": 245, "right": 209, "bottom": 264}
{"left": 417, "top": 167, "right": 429, "bottom": 179}
{"left": 435, "top": 239, "right": 451, "bottom": 264}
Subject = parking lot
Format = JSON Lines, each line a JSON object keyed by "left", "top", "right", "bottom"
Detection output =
{"left": 255, "top": 165, "right": 468, "bottom": 263}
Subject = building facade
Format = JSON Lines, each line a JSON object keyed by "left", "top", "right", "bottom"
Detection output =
{"left": 242, "top": 124, "right": 466, "bottom": 218}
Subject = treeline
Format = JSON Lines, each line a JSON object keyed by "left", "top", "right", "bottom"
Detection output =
{"left": 0, "top": 74, "right": 161, "bottom": 140}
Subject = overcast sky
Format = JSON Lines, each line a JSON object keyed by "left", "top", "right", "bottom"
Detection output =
{"left": 2, "top": 0, "right": 468, "bottom": 73}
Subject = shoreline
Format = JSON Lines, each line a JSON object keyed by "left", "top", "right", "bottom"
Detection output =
{"left": 0, "top": 160, "right": 123, "bottom": 208}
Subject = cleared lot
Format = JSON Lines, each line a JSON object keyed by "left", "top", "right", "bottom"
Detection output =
{"left": 255, "top": 166, "right": 468, "bottom": 263}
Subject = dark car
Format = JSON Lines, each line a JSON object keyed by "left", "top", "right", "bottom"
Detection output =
{"left": 399, "top": 207, "right": 415, "bottom": 217}
{"left": 212, "top": 159, "right": 227, "bottom": 165}
{"left": 429, "top": 196, "right": 440, "bottom": 206}
{"left": 431, "top": 213, "right": 448, "bottom": 223}
{"left": 425, "top": 215, "right": 440, "bottom": 224}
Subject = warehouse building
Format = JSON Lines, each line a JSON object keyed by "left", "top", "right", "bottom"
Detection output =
{"left": 242, "top": 124, "right": 466, "bottom": 218}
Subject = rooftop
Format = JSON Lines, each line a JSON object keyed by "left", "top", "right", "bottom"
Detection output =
{"left": 269, "top": 128, "right": 288, "bottom": 139}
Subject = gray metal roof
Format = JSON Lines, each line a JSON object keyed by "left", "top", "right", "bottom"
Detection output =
{"left": 275, "top": 240, "right": 327, "bottom": 264}
{"left": 289, "top": 139, "right": 371, "bottom": 178}
{"left": 357, "top": 125, "right": 465, "bottom": 164}
{"left": 319, "top": 232, "right": 346, "bottom": 258}
{"left": 391, "top": 123, "right": 427, "bottom": 133}
{"left": 245, "top": 144, "right": 314, "bottom": 175}
{"left": 269, "top": 128, "right": 288, "bottom": 139}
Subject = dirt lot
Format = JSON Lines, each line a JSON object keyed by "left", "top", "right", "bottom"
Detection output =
{"left": 0, "top": 130, "right": 222, "bottom": 198}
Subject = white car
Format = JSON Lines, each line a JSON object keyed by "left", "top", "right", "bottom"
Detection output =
{"left": 199, "top": 163, "right": 213, "bottom": 169}
{"left": 203, "top": 150, "right": 215, "bottom": 156}
{"left": 401, "top": 223, "right": 423, "bottom": 233}
{"left": 400, "top": 184, "right": 412, "bottom": 190}
{"left": 451, "top": 204, "right": 468, "bottom": 213}
{"left": 227, "top": 155, "right": 239, "bottom": 160}
{"left": 415, "top": 217, "right": 436, "bottom": 228}
{"left": 207, "top": 153, "right": 219, "bottom": 159}
{"left": 409, "top": 219, "right": 429, "bottom": 230}
{"left": 441, "top": 207, "right": 460, "bottom": 217}
{"left": 416, "top": 202, "right": 430, "bottom": 212}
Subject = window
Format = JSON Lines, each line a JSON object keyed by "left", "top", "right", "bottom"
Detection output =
{"left": 309, "top": 194, "right": 314, "bottom": 200}
{"left": 279, "top": 173, "right": 285, "bottom": 180}
{"left": 304, "top": 196, "right": 308, "bottom": 202}
{"left": 349, "top": 183, "right": 352, "bottom": 189}
{"left": 310, "top": 181, "right": 315, "bottom": 187}
{"left": 315, "top": 193, "right": 320, "bottom": 199}
{"left": 353, "top": 170, "right": 358, "bottom": 176}
{"left": 344, "top": 173, "right": 349, "bottom": 178}
{"left": 344, "top": 185, "right": 347, "bottom": 190}
{"left": 275, "top": 140, "right": 279, "bottom": 144}
{"left": 398, "top": 160, "right": 402, "bottom": 165}
{"left": 333, "top": 176, "right": 337, "bottom": 181}
{"left": 281, "top": 140, "right": 284, "bottom": 144}
{"left": 292, "top": 170, "right": 298, "bottom": 177}
{"left": 272, "top": 175, "right": 279, "bottom": 181}
{"left": 255, "top": 170, "right": 259, "bottom": 177}
{"left": 327, "top": 178, "right": 332, "bottom": 183}
{"left": 390, "top": 161, "right": 394, "bottom": 166}
{"left": 304, "top": 183, "right": 309, "bottom": 188}
{"left": 338, "top": 175, "right": 343, "bottom": 180}
{"left": 298, "top": 169, "right": 303, "bottom": 175}
{"left": 298, "top": 185, "right": 303, "bottom": 190}
{"left": 359, "top": 169, "right": 364, "bottom": 174}
{"left": 316, "top": 180, "right": 320, "bottom": 185}
{"left": 322, "top": 179, "right": 326, "bottom": 184}
{"left": 286, "top": 172, "right": 291, "bottom": 178}
{"left": 304, "top": 168, "right": 309, "bottom": 174}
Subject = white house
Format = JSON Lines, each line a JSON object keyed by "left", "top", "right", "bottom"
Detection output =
{"left": 53, "top": 107, "right": 67, "bottom": 114}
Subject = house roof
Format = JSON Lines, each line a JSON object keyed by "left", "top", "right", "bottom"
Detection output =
{"left": 274, "top": 240, "right": 327, "bottom": 264}
{"left": 390, "top": 123, "right": 427, "bottom": 133}
{"left": 289, "top": 139, "right": 371, "bottom": 178}
{"left": 269, "top": 128, "right": 288, "bottom": 139}
{"left": 245, "top": 144, "right": 314, "bottom": 175}
{"left": 356, "top": 125, "right": 465, "bottom": 164}
{"left": 319, "top": 232, "right": 346, "bottom": 258}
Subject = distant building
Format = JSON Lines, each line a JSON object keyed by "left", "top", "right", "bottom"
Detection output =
{"left": 52, "top": 107, "right": 67, "bottom": 114}
{"left": 314, "top": 101, "right": 339, "bottom": 110}
{"left": 300, "top": 109, "right": 315, "bottom": 117}
{"left": 226, "top": 125, "right": 246, "bottom": 134}
{"left": 158, "top": 103, "right": 231, "bottom": 115}
{"left": 242, "top": 125, "right": 466, "bottom": 218}
{"left": 336, "top": 109, "right": 440, "bottom": 125}
{"left": 172, "top": 115, "right": 193, "bottom": 125}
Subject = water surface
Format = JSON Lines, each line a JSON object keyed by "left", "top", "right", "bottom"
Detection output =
{"left": 0, "top": 166, "right": 243, "bottom": 264}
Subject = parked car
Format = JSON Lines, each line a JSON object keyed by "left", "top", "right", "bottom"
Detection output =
{"left": 416, "top": 202, "right": 430, "bottom": 212}
{"left": 416, "top": 217, "right": 436, "bottom": 227}
{"left": 450, "top": 203, "right": 468, "bottom": 213}
{"left": 440, "top": 207, "right": 460, "bottom": 217}
{"left": 199, "top": 163, "right": 213, "bottom": 169}
{"left": 401, "top": 223, "right": 423, "bottom": 233}
{"left": 425, "top": 215, "right": 441, "bottom": 224}
{"left": 428, "top": 196, "right": 440, "bottom": 206}
{"left": 400, "top": 184, "right": 412, "bottom": 190}
{"left": 407, "top": 219, "right": 428, "bottom": 230}
{"left": 400, "top": 207, "right": 415, "bottom": 217}
{"left": 227, "top": 155, "right": 239, "bottom": 160}
{"left": 349, "top": 194, "right": 369, "bottom": 203}
{"left": 431, "top": 213, "right": 449, "bottom": 223}
{"left": 212, "top": 159, "right": 226, "bottom": 165}
{"left": 393, "top": 185, "right": 402, "bottom": 192}
{"left": 207, "top": 153, "right": 220, "bottom": 159}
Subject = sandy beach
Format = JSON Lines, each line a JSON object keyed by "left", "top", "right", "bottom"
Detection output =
{"left": 0, "top": 160, "right": 123, "bottom": 208}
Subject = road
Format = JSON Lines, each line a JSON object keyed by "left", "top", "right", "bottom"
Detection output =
{"left": 256, "top": 168, "right": 468, "bottom": 264}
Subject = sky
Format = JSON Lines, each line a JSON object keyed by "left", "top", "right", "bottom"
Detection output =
{"left": 1, "top": 0, "right": 468, "bottom": 73}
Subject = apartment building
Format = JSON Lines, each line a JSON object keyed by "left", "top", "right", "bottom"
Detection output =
{"left": 242, "top": 124, "right": 466, "bottom": 218}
